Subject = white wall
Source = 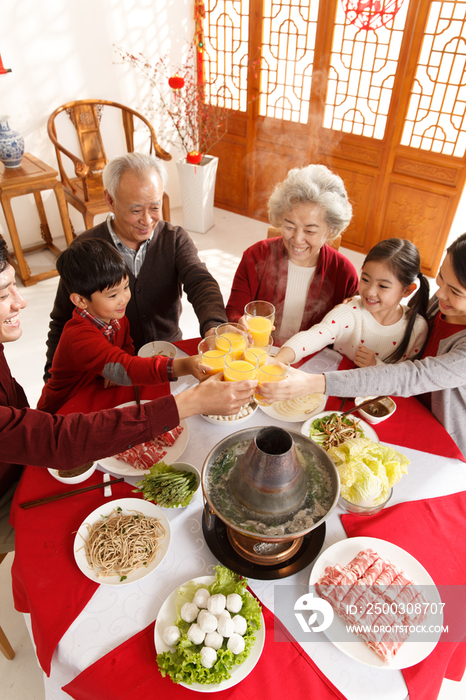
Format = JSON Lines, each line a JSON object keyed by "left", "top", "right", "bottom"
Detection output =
{"left": 0, "top": 0, "right": 192, "bottom": 248}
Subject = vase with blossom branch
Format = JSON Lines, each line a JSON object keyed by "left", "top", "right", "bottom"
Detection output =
{"left": 116, "top": 44, "right": 228, "bottom": 165}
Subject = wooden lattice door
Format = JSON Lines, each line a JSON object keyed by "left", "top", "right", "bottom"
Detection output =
{"left": 203, "top": 0, "right": 466, "bottom": 276}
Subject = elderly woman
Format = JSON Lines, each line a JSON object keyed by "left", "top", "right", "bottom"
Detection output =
{"left": 226, "top": 165, "right": 359, "bottom": 345}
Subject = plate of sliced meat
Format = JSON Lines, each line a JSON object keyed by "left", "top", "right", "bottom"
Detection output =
{"left": 98, "top": 401, "right": 189, "bottom": 477}
{"left": 309, "top": 537, "right": 442, "bottom": 669}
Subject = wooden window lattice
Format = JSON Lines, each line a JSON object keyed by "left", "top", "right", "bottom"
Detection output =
{"left": 259, "top": 0, "right": 320, "bottom": 122}
{"left": 323, "top": 0, "right": 410, "bottom": 139}
{"left": 401, "top": 0, "right": 466, "bottom": 157}
{"left": 202, "top": 0, "right": 251, "bottom": 111}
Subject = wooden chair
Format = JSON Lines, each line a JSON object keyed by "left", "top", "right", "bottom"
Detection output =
{"left": 267, "top": 226, "right": 341, "bottom": 250}
{"left": 47, "top": 99, "right": 172, "bottom": 231}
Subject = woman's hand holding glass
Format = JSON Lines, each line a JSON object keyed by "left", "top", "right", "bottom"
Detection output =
{"left": 257, "top": 366, "right": 327, "bottom": 403}
{"left": 254, "top": 356, "right": 290, "bottom": 405}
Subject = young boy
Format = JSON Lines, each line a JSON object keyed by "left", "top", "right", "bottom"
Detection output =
{"left": 38, "top": 239, "right": 205, "bottom": 414}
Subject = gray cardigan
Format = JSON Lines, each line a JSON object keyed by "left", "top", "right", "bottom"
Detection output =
{"left": 325, "top": 297, "right": 466, "bottom": 458}
{"left": 44, "top": 220, "right": 227, "bottom": 378}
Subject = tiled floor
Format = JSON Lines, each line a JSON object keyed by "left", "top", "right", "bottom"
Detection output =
{"left": 1, "top": 207, "right": 463, "bottom": 699}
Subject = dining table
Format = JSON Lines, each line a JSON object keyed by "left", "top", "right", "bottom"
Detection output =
{"left": 9, "top": 343, "right": 466, "bottom": 700}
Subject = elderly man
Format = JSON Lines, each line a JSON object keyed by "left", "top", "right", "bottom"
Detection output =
{"left": 0, "top": 237, "right": 255, "bottom": 498}
{"left": 44, "top": 152, "right": 227, "bottom": 378}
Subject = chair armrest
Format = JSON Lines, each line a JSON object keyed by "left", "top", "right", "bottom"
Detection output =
{"left": 47, "top": 114, "right": 90, "bottom": 179}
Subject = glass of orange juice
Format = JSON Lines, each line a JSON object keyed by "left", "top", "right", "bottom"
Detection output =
{"left": 254, "top": 356, "right": 290, "bottom": 405}
{"left": 198, "top": 336, "right": 231, "bottom": 374}
{"left": 224, "top": 351, "right": 259, "bottom": 382}
{"left": 215, "top": 323, "right": 249, "bottom": 360}
{"left": 243, "top": 340, "right": 271, "bottom": 368}
{"left": 244, "top": 301, "right": 275, "bottom": 347}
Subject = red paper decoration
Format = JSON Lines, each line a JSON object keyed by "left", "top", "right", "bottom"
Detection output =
{"left": 186, "top": 150, "right": 203, "bottom": 164}
{"left": 168, "top": 74, "right": 185, "bottom": 90}
{"left": 341, "top": 0, "right": 404, "bottom": 31}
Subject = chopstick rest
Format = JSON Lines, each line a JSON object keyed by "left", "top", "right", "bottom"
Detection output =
{"left": 103, "top": 473, "right": 112, "bottom": 497}
{"left": 19, "top": 477, "right": 125, "bottom": 509}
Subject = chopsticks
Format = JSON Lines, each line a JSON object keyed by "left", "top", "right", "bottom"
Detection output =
{"left": 340, "top": 396, "right": 389, "bottom": 418}
{"left": 134, "top": 385, "right": 141, "bottom": 406}
{"left": 19, "top": 477, "right": 125, "bottom": 509}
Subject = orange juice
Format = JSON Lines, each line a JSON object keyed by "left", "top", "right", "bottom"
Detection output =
{"left": 247, "top": 316, "right": 273, "bottom": 347}
{"left": 258, "top": 363, "right": 285, "bottom": 381}
{"left": 224, "top": 359, "right": 257, "bottom": 382}
{"left": 202, "top": 349, "right": 227, "bottom": 374}
{"left": 216, "top": 332, "right": 247, "bottom": 360}
{"left": 244, "top": 346, "right": 268, "bottom": 367}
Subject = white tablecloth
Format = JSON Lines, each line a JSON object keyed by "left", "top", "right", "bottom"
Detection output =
{"left": 29, "top": 350, "right": 466, "bottom": 699}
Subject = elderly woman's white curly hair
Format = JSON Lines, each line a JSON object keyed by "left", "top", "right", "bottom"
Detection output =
{"left": 267, "top": 164, "right": 353, "bottom": 240}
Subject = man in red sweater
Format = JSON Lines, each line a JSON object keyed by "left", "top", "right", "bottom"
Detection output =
{"left": 0, "top": 238, "right": 256, "bottom": 499}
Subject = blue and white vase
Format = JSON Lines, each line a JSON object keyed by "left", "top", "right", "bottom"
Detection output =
{"left": 0, "top": 115, "right": 24, "bottom": 168}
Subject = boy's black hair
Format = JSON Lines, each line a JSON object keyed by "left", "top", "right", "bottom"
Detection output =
{"left": 56, "top": 238, "right": 129, "bottom": 299}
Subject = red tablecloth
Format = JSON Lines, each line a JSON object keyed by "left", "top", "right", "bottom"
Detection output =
{"left": 62, "top": 604, "right": 347, "bottom": 700}
{"left": 10, "top": 383, "right": 169, "bottom": 675}
{"left": 341, "top": 491, "right": 466, "bottom": 700}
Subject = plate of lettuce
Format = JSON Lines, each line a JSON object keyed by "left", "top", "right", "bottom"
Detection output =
{"left": 155, "top": 565, "right": 264, "bottom": 690}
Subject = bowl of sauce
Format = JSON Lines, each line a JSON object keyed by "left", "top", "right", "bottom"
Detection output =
{"left": 48, "top": 461, "right": 96, "bottom": 484}
{"left": 354, "top": 396, "right": 396, "bottom": 424}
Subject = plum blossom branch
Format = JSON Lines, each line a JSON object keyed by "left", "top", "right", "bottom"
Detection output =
{"left": 115, "top": 44, "right": 228, "bottom": 161}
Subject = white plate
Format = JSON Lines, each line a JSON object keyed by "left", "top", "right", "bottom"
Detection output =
{"left": 98, "top": 402, "right": 189, "bottom": 477}
{"left": 309, "top": 536, "right": 442, "bottom": 669}
{"left": 201, "top": 403, "right": 258, "bottom": 426}
{"left": 155, "top": 575, "right": 265, "bottom": 692}
{"left": 73, "top": 497, "right": 171, "bottom": 586}
{"left": 138, "top": 341, "right": 178, "bottom": 359}
{"left": 257, "top": 394, "right": 326, "bottom": 423}
{"left": 301, "top": 410, "right": 379, "bottom": 446}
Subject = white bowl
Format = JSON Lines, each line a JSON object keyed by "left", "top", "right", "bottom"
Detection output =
{"left": 163, "top": 462, "right": 200, "bottom": 507}
{"left": 138, "top": 341, "right": 177, "bottom": 359}
{"left": 48, "top": 461, "right": 96, "bottom": 484}
{"left": 339, "top": 487, "right": 393, "bottom": 515}
{"left": 354, "top": 396, "right": 396, "bottom": 425}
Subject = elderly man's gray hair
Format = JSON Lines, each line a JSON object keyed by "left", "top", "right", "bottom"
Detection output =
{"left": 103, "top": 153, "right": 168, "bottom": 198}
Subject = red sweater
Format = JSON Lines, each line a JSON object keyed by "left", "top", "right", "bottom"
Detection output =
{"left": 38, "top": 311, "right": 170, "bottom": 415}
{"left": 226, "top": 239, "right": 359, "bottom": 346}
{"left": 0, "top": 345, "right": 179, "bottom": 497}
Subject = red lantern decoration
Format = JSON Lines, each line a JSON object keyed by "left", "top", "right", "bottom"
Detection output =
{"left": 168, "top": 73, "right": 185, "bottom": 90}
{"left": 186, "top": 150, "right": 203, "bottom": 165}
{"left": 341, "top": 0, "right": 404, "bottom": 31}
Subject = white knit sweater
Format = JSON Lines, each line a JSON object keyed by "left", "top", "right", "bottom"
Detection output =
{"left": 283, "top": 296, "right": 428, "bottom": 364}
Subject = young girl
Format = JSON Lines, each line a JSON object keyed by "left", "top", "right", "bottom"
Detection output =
{"left": 275, "top": 238, "right": 430, "bottom": 367}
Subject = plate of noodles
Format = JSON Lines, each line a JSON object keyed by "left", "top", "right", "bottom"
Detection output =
{"left": 73, "top": 497, "right": 171, "bottom": 585}
{"left": 257, "top": 393, "right": 326, "bottom": 423}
